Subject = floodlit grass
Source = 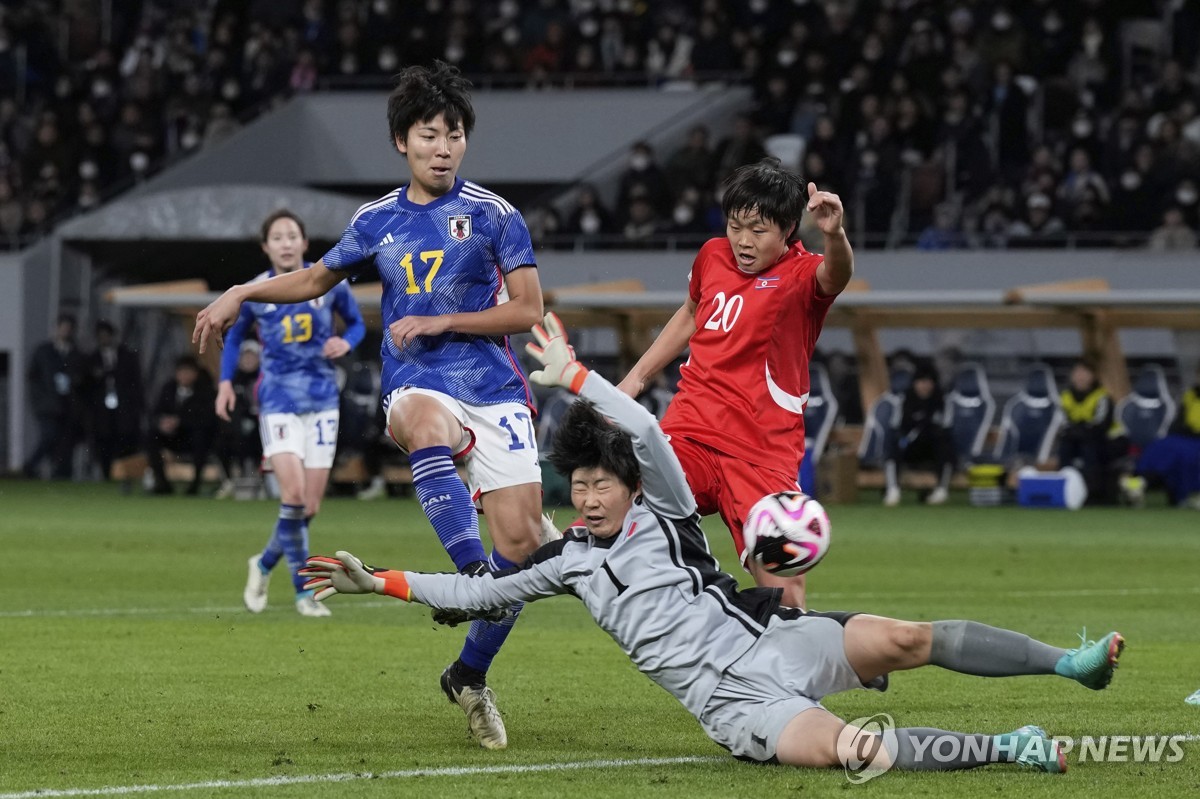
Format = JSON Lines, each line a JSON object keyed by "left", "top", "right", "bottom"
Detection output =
{"left": 1, "top": 481, "right": 1197, "bottom": 798}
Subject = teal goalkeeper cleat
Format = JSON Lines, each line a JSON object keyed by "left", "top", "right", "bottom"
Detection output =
{"left": 1055, "top": 630, "right": 1125, "bottom": 690}
{"left": 1007, "top": 725, "right": 1067, "bottom": 774}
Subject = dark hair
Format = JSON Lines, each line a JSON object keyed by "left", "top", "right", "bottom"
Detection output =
{"left": 95, "top": 319, "right": 116, "bottom": 336}
{"left": 175, "top": 354, "right": 201, "bottom": 371}
{"left": 57, "top": 312, "right": 77, "bottom": 329}
{"left": 548, "top": 400, "right": 640, "bottom": 492}
{"left": 386, "top": 61, "right": 475, "bottom": 148}
{"left": 720, "top": 158, "right": 807, "bottom": 242}
{"left": 260, "top": 209, "right": 307, "bottom": 243}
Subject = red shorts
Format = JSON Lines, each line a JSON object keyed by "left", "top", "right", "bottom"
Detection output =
{"left": 669, "top": 435, "right": 801, "bottom": 559}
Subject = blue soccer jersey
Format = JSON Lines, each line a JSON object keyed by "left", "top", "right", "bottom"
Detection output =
{"left": 221, "top": 266, "right": 366, "bottom": 415}
{"left": 320, "top": 178, "right": 536, "bottom": 408}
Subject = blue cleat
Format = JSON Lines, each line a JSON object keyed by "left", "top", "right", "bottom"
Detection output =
{"left": 1055, "top": 630, "right": 1125, "bottom": 690}
{"left": 1006, "top": 725, "right": 1067, "bottom": 774}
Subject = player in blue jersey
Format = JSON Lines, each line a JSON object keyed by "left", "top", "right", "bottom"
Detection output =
{"left": 217, "top": 210, "right": 366, "bottom": 618}
{"left": 194, "top": 62, "right": 546, "bottom": 749}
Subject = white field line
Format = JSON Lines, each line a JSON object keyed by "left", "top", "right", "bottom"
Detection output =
{"left": 4, "top": 585, "right": 1200, "bottom": 620}
{"left": 0, "top": 756, "right": 725, "bottom": 799}
{"left": 5, "top": 739, "right": 1200, "bottom": 798}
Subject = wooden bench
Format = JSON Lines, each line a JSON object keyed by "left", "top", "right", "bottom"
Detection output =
{"left": 109, "top": 452, "right": 223, "bottom": 485}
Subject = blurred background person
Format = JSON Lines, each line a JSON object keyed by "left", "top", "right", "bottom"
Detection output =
{"left": 146, "top": 355, "right": 218, "bottom": 496}
{"left": 23, "top": 313, "right": 86, "bottom": 480}
{"left": 85, "top": 319, "right": 144, "bottom": 481}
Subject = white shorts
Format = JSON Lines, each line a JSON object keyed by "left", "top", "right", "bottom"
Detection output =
{"left": 383, "top": 387, "right": 541, "bottom": 497}
{"left": 260, "top": 410, "right": 340, "bottom": 469}
{"left": 699, "top": 612, "right": 881, "bottom": 763}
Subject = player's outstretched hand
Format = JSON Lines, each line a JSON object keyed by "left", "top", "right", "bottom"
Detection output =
{"left": 323, "top": 336, "right": 351, "bottom": 359}
{"left": 299, "top": 551, "right": 411, "bottom": 601}
{"left": 806, "top": 182, "right": 845, "bottom": 237}
{"left": 526, "top": 312, "right": 589, "bottom": 393}
{"left": 215, "top": 381, "right": 237, "bottom": 422}
{"left": 193, "top": 290, "right": 244, "bottom": 354}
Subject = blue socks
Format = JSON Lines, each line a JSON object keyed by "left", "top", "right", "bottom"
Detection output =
{"left": 459, "top": 549, "right": 524, "bottom": 673}
{"left": 410, "top": 446, "right": 522, "bottom": 676}
{"left": 410, "top": 446, "right": 486, "bottom": 569}
{"left": 259, "top": 503, "right": 308, "bottom": 593}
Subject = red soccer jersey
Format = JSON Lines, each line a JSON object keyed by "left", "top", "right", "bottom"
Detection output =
{"left": 660, "top": 237, "right": 837, "bottom": 476}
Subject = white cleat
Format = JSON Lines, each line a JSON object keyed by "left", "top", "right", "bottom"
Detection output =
{"left": 356, "top": 475, "right": 387, "bottom": 500}
{"left": 295, "top": 594, "right": 332, "bottom": 617}
{"left": 441, "top": 667, "right": 508, "bottom": 750}
{"left": 244, "top": 555, "right": 269, "bottom": 613}
{"left": 926, "top": 486, "right": 949, "bottom": 505}
{"left": 883, "top": 486, "right": 901, "bottom": 507}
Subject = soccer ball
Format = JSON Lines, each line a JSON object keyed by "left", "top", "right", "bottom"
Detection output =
{"left": 741, "top": 492, "right": 831, "bottom": 576}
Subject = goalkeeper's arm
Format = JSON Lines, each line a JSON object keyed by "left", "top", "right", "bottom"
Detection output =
{"left": 299, "top": 551, "right": 413, "bottom": 601}
{"left": 300, "top": 549, "right": 570, "bottom": 609}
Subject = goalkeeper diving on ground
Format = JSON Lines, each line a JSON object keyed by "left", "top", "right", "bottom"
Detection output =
{"left": 300, "top": 313, "right": 1125, "bottom": 774}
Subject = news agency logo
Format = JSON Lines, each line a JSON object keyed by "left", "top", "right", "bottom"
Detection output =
{"left": 838, "top": 713, "right": 895, "bottom": 783}
{"left": 837, "top": 713, "right": 1189, "bottom": 783}
{"left": 1055, "top": 735, "right": 1188, "bottom": 764}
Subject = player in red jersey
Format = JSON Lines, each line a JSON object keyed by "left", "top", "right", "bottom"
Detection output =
{"left": 617, "top": 159, "right": 854, "bottom": 608}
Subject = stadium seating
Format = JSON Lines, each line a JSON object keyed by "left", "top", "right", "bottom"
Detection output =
{"left": 856, "top": 366, "right": 912, "bottom": 468}
{"left": 1115, "top": 364, "right": 1177, "bottom": 448}
{"left": 992, "top": 364, "right": 1063, "bottom": 465}
{"left": 945, "top": 363, "right": 996, "bottom": 466}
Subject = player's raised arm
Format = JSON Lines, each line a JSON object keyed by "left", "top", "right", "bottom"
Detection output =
{"left": 193, "top": 260, "right": 344, "bottom": 353}
{"left": 808, "top": 182, "right": 854, "bottom": 296}
{"left": 527, "top": 313, "right": 697, "bottom": 519}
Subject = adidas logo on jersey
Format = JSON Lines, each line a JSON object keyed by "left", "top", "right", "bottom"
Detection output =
{"left": 378, "top": 232, "right": 395, "bottom": 247}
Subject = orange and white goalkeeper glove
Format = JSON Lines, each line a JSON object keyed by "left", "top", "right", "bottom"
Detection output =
{"left": 299, "top": 551, "right": 411, "bottom": 601}
{"left": 526, "top": 312, "right": 589, "bottom": 393}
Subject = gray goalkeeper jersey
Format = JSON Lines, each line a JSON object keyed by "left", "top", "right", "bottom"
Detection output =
{"left": 405, "top": 371, "right": 787, "bottom": 718}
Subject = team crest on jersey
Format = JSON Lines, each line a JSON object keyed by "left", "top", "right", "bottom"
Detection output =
{"left": 309, "top": 296, "right": 325, "bottom": 310}
{"left": 448, "top": 214, "right": 472, "bottom": 241}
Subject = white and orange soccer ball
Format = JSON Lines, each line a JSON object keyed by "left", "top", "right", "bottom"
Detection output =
{"left": 741, "top": 491, "right": 831, "bottom": 576}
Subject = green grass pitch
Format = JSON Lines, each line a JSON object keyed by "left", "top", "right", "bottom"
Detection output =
{"left": 1, "top": 481, "right": 1197, "bottom": 798}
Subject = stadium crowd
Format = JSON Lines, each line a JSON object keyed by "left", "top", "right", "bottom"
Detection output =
{"left": 2, "top": 1, "right": 1199, "bottom": 248}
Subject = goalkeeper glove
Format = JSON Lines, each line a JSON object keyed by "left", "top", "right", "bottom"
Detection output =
{"left": 526, "top": 312, "right": 589, "bottom": 393}
{"left": 299, "top": 550, "right": 411, "bottom": 601}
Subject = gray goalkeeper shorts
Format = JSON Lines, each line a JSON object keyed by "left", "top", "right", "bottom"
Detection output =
{"left": 698, "top": 611, "right": 884, "bottom": 763}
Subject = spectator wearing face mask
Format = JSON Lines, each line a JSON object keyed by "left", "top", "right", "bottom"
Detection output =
{"left": 566, "top": 184, "right": 615, "bottom": 241}
{"left": 1111, "top": 159, "right": 1159, "bottom": 233}
{"left": 1008, "top": 192, "right": 1065, "bottom": 246}
{"left": 1172, "top": 179, "right": 1200, "bottom": 230}
{"left": 1148, "top": 207, "right": 1198, "bottom": 251}
{"left": 665, "top": 125, "right": 716, "bottom": 196}
{"left": 713, "top": 114, "right": 768, "bottom": 185}
{"left": 616, "top": 141, "right": 672, "bottom": 218}
{"left": 664, "top": 186, "right": 708, "bottom": 237}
